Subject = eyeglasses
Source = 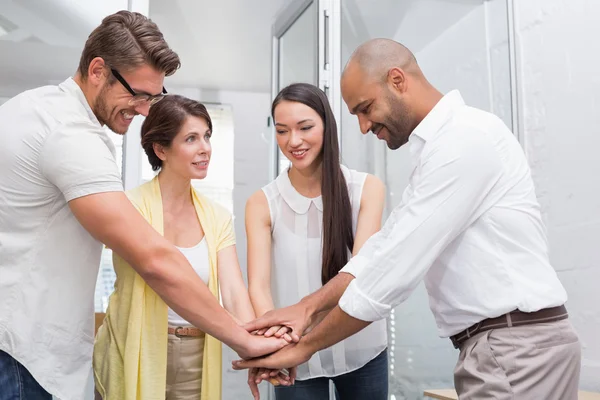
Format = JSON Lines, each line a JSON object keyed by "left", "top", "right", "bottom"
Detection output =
{"left": 110, "top": 68, "right": 167, "bottom": 107}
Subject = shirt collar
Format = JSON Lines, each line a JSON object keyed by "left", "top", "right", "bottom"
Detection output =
{"left": 59, "top": 77, "right": 102, "bottom": 127}
{"left": 407, "top": 90, "right": 464, "bottom": 160}
{"left": 411, "top": 89, "right": 464, "bottom": 142}
{"left": 275, "top": 167, "right": 324, "bottom": 214}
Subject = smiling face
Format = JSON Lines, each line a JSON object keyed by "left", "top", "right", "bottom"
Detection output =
{"left": 273, "top": 100, "right": 324, "bottom": 171}
{"left": 93, "top": 63, "right": 166, "bottom": 134}
{"left": 341, "top": 62, "right": 415, "bottom": 150}
{"left": 155, "top": 115, "right": 212, "bottom": 180}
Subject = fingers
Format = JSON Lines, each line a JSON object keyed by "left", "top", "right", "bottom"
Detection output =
{"left": 270, "top": 371, "right": 291, "bottom": 386}
{"left": 290, "top": 331, "right": 301, "bottom": 343}
{"left": 251, "top": 325, "right": 294, "bottom": 343}
{"left": 247, "top": 369, "right": 260, "bottom": 400}
{"left": 233, "top": 358, "right": 261, "bottom": 370}
{"left": 258, "top": 368, "right": 269, "bottom": 381}
{"left": 289, "top": 367, "right": 297, "bottom": 384}
{"left": 250, "top": 366, "right": 292, "bottom": 389}
{"left": 264, "top": 325, "right": 281, "bottom": 337}
{"left": 268, "top": 337, "right": 290, "bottom": 355}
{"left": 274, "top": 326, "right": 290, "bottom": 338}
{"left": 244, "top": 312, "right": 280, "bottom": 333}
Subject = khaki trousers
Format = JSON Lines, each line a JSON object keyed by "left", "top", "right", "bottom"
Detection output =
{"left": 165, "top": 329, "right": 205, "bottom": 400}
{"left": 454, "top": 319, "right": 581, "bottom": 400}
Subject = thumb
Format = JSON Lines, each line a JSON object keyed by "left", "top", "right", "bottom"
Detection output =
{"left": 268, "top": 337, "right": 289, "bottom": 353}
{"left": 290, "top": 331, "right": 301, "bottom": 343}
{"left": 233, "top": 358, "right": 259, "bottom": 370}
{"left": 244, "top": 314, "right": 279, "bottom": 333}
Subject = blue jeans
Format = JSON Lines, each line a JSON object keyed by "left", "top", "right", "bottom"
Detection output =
{"left": 275, "top": 349, "right": 388, "bottom": 400}
{"left": 0, "top": 350, "right": 52, "bottom": 400}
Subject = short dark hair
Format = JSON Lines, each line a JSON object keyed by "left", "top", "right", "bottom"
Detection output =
{"left": 78, "top": 10, "right": 180, "bottom": 79}
{"left": 141, "top": 95, "right": 212, "bottom": 171}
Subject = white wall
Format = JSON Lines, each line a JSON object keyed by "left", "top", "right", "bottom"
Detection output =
{"left": 515, "top": 0, "right": 600, "bottom": 391}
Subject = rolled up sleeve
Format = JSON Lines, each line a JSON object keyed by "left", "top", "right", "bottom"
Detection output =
{"left": 339, "top": 130, "right": 503, "bottom": 322}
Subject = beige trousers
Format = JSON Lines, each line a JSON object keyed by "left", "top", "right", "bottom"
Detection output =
{"left": 454, "top": 319, "right": 581, "bottom": 400}
{"left": 165, "top": 330, "right": 205, "bottom": 400}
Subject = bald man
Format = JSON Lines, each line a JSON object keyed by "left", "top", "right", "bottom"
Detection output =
{"left": 236, "top": 39, "right": 581, "bottom": 399}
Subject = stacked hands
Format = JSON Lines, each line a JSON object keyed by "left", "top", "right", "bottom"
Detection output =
{"left": 235, "top": 302, "right": 323, "bottom": 399}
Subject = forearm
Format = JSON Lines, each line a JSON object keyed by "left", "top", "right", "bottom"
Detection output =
{"left": 249, "top": 287, "right": 276, "bottom": 317}
{"left": 302, "top": 305, "right": 371, "bottom": 354}
{"left": 142, "top": 247, "right": 249, "bottom": 352}
{"left": 225, "top": 290, "right": 257, "bottom": 324}
{"left": 300, "top": 272, "right": 355, "bottom": 319}
{"left": 303, "top": 310, "right": 330, "bottom": 334}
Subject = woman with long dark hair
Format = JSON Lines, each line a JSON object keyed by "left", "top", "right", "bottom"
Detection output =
{"left": 246, "top": 83, "right": 389, "bottom": 399}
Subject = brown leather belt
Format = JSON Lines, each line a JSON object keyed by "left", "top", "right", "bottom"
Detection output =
{"left": 168, "top": 326, "right": 204, "bottom": 338}
{"left": 450, "top": 305, "right": 568, "bottom": 349}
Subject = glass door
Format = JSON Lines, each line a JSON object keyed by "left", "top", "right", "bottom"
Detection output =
{"left": 270, "top": 0, "right": 341, "bottom": 180}
{"left": 340, "top": 0, "right": 515, "bottom": 398}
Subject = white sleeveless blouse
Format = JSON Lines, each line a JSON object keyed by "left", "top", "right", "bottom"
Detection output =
{"left": 262, "top": 165, "right": 388, "bottom": 380}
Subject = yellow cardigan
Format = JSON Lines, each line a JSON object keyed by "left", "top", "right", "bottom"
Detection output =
{"left": 93, "top": 176, "right": 234, "bottom": 400}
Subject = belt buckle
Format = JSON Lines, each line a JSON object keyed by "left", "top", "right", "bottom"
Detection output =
{"left": 174, "top": 326, "right": 185, "bottom": 338}
{"left": 465, "top": 321, "right": 482, "bottom": 338}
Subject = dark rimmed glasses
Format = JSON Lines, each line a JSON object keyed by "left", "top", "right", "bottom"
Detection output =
{"left": 110, "top": 68, "right": 167, "bottom": 107}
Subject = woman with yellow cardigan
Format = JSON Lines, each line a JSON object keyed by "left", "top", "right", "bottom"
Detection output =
{"left": 93, "top": 95, "right": 291, "bottom": 400}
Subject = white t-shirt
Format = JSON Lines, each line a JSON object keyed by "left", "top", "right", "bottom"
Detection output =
{"left": 168, "top": 238, "right": 210, "bottom": 326}
{"left": 262, "top": 165, "right": 388, "bottom": 381}
{"left": 0, "top": 78, "right": 124, "bottom": 400}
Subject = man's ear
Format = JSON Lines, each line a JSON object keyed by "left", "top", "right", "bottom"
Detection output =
{"left": 88, "top": 57, "right": 109, "bottom": 87}
{"left": 387, "top": 67, "right": 407, "bottom": 93}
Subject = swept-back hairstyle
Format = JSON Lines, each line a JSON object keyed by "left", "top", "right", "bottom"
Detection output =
{"left": 78, "top": 10, "right": 180, "bottom": 79}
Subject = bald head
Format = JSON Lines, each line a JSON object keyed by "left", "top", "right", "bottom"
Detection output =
{"left": 340, "top": 39, "right": 440, "bottom": 151}
{"left": 343, "top": 38, "right": 421, "bottom": 82}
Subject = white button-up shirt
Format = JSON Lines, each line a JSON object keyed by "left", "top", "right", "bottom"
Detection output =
{"left": 339, "top": 90, "right": 567, "bottom": 337}
{"left": 0, "top": 78, "right": 123, "bottom": 399}
{"left": 263, "top": 165, "right": 388, "bottom": 379}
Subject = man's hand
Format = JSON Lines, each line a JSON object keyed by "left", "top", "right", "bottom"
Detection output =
{"left": 244, "top": 301, "right": 313, "bottom": 342}
{"left": 233, "top": 342, "right": 312, "bottom": 371}
{"left": 245, "top": 273, "right": 355, "bottom": 341}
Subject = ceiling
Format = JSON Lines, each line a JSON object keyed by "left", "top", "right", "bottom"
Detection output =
{"left": 0, "top": 0, "right": 288, "bottom": 96}
{"left": 0, "top": 0, "right": 484, "bottom": 97}
{"left": 151, "top": 0, "right": 288, "bottom": 92}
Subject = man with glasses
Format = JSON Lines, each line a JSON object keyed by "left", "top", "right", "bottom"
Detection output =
{"left": 110, "top": 67, "right": 168, "bottom": 108}
{"left": 0, "top": 10, "right": 287, "bottom": 400}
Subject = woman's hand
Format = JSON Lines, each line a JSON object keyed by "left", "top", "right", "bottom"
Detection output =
{"left": 247, "top": 367, "right": 297, "bottom": 399}
{"left": 253, "top": 324, "right": 293, "bottom": 343}
{"left": 238, "top": 334, "right": 290, "bottom": 360}
{"left": 244, "top": 301, "right": 314, "bottom": 343}
{"left": 234, "top": 342, "right": 311, "bottom": 371}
